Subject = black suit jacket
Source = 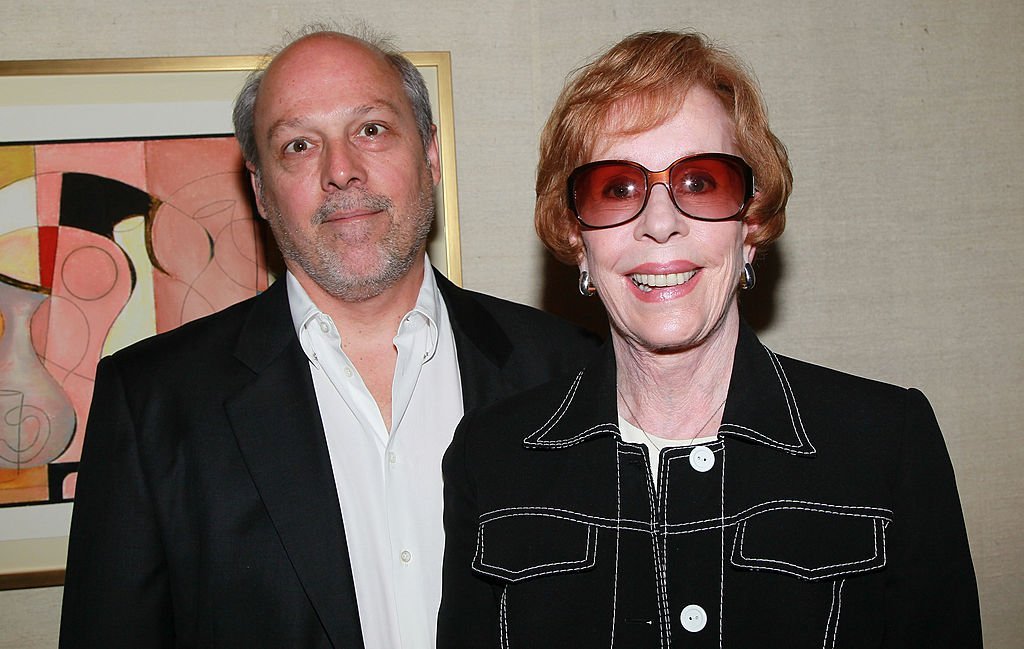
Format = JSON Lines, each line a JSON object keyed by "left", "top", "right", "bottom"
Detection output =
{"left": 59, "top": 270, "right": 598, "bottom": 648}
{"left": 439, "top": 322, "right": 982, "bottom": 648}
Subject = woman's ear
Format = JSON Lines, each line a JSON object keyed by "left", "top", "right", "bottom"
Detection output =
{"left": 742, "top": 199, "right": 761, "bottom": 261}
{"left": 569, "top": 231, "right": 588, "bottom": 271}
{"left": 743, "top": 222, "right": 759, "bottom": 262}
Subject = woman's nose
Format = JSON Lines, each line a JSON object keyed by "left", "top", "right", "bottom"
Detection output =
{"left": 634, "top": 182, "right": 689, "bottom": 243}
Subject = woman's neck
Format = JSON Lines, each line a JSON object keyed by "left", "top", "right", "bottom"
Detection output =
{"left": 613, "top": 307, "right": 740, "bottom": 441}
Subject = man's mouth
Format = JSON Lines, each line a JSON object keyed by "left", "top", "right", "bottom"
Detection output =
{"left": 630, "top": 270, "right": 698, "bottom": 293}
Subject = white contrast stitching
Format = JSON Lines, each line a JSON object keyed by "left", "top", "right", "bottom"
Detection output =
{"left": 663, "top": 500, "right": 893, "bottom": 534}
{"left": 642, "top": 437, "right": 669, "bottom": 648}
{"left": 523, "top": 370, "right": 583, "bottom": 443}
{"left": 822, "top": 579, "right": 844, "bottom": 649}
{"left": 523, "top": 371, "right": 620, "bottom": 448}
{"left": 476, "top": 500, "right": 892, "bottom": 539}
{"left": 717, "top": 343, "right": 817, "bottom": 455}
{"left": 730, "top": 519, "right": 886, "bottom": 580}
{"left": 719, "top": 443, "right": 726, "bottom": 649}
{"left": 479, "top": 507, "right": 651, "bottom": 532}
{"left": 833, "top": 579, "right": 844, "bottom": 649}
{"left": 610, "top": 441, "right": 624, "bottom": 647}
{"left": 475, "top": 523, "right": 598, "bottom": 582}
{"left": 736, "top": 517, "right": 882, "bottom": 572}
{"left": 766, "top": 345, "right": 816, "bottom": 453}
{"left": 499, "top": 586, "right": 508, "bottom": 649}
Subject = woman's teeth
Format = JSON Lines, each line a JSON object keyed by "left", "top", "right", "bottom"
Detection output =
{"left": 630, "top": 270, "right": 698, "bottom": 292}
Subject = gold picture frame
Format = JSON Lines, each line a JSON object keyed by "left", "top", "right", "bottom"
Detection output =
{"left": 0, "top": 53, "right": 461, "bottom": 590}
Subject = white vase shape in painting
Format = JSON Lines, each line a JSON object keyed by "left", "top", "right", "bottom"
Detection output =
{"left": 0, "top": 280, "right": 76, "bottom": 469}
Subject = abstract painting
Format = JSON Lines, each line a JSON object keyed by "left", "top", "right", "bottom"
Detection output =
{"left": 0, "top": 136, "right": 271, "bottom": 507}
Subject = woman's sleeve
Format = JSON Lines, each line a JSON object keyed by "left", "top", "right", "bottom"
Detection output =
{"left": 883, "top": 388, "right": 982, "bottom": 648}
{"left": 437, "top": 412, "right": 502, "bottom": 649}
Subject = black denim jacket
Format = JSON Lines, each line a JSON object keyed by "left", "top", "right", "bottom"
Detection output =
{"left": 439, "top": 323, "right": 982, "bottom": 648}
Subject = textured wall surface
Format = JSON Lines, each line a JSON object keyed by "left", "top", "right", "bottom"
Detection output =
{"left": 1, "top": 1, "right": 1020, "bottom": 646}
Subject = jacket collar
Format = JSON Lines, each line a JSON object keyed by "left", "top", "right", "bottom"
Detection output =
{"left": 524, "top": 321, "right": 816, "bottom": 456}
{"left": 233, "top": 277, "right": 295, "bottom": 373}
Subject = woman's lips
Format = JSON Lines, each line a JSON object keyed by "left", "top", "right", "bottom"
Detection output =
{"left": 623, "top": 262, "right": 702, "bottom": 300}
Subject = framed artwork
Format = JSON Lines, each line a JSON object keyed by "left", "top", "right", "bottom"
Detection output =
{"left": 0, "top": 52, "right": 461, "bottom": 589}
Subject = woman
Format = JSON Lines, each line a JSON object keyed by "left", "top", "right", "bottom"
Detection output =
{"left": 438, "top": 31, "right": 981, "bottom": 648}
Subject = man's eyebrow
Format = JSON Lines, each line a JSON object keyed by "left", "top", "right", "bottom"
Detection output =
{"left": 264, "top": 101, "right": 404, "bottom": 141}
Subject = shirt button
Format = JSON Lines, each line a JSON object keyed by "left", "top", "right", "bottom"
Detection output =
{"left": 689, "top": 446, "right": 715, "bottom": 472}
{"left": 400, "top": 550, "right": 412, "bottom": 563}
{"left": 318, "top": 319, "right": 330, "bottom": 333}
{"left": 680, "top": 604, "right": 707, "bottom": 632}
{"left": 343, "top": 366, "right": 353, "bottom": 378}
{"left": 388, "top": 452, "right": 397, "bottom": 465}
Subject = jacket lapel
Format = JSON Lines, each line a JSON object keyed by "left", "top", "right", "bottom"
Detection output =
{"left": 225, "top": 281, "right": 364, "bottom": 648}
{"left": 523, "top": 343, "right": 620, "bottom": 448}
{"left": 435, "top": 270, "right": 517, "bottom": 412}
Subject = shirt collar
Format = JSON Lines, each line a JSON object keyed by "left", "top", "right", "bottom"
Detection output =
{"left": 284, "top": 254, "right": 441, "bottom": 358}
{"left": 285, "top": 271, "right": 322, "bottom": 341}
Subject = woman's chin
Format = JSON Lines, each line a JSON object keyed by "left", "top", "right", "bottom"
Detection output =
{"left": 610, "top": 304, "right": 739, "bottom": 356}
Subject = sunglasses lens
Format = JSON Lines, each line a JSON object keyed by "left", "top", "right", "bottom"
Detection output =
{"left": 571, "top": 163, "right": 647, "bottom": 227}
{"left": 669, "top": 157, "right": 749, "bottom": 220}
{"left": 570, "top": 154, "right": 752, "bottom": 227}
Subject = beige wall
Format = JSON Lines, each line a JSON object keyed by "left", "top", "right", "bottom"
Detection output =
{"left": 1, "top": 1, "right": 1021, "bottom": 646}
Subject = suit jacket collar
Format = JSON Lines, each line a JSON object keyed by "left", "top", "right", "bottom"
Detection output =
{"left": 233, "top": 278, "right": 295, "bottom": 373}
{"left": 524, "top": 321, "right": 816, "bottom": 456}
{"left": 226, "top": 279, "right": 364, "bottom": 648}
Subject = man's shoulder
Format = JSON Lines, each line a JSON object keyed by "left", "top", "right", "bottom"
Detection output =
{"left": 441, "top": 279, "right": 600, "bottom": 351}
{"left": 107, "top": 286, "right": 274, "bottom": 368}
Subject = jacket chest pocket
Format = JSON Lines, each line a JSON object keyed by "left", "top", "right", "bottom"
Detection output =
{"left": 730, "top": 505, "right": 890, "bottom": 581}
{"left": 472, "top": 511, "right": 598, "bottom": 582}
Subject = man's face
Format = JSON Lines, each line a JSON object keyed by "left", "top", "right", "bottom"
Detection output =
{"left": 251, "top": 34, "right": 441, "bottom": 302}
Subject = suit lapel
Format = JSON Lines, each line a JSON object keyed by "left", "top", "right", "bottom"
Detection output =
{"left": 435, "top": 271, "right": 516, "bottom": 412}
{"left": 225, "top": 282, "right": 364, "bottom": 648}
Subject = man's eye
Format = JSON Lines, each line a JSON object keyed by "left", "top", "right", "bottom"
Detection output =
{"left": 283, "top": 139, "right": 312, "bottom": 154}
{"left": 358, "top": 123, "right": 387, "bottom": 138}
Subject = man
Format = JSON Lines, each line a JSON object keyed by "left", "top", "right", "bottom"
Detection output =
{"left": 59, "top": 27, "right": 597, "bottom": 649}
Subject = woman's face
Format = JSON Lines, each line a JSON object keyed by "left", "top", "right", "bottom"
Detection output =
{"left": 578, "top": 86, "right": 757, "bottom": 353}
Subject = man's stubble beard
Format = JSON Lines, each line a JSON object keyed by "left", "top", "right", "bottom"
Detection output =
{"left": 260, "top": 180, "right": 435, "bottom": 303}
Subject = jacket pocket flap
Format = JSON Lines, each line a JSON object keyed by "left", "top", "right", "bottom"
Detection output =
{"left": 473, "top": 513, "right": 597, "bottom": 583}
{"left": 731, "top": 507, "right": 887, "bottom": 581}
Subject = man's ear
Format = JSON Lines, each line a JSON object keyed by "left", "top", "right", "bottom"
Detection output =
{"left": 426, "top": 125, "right": 441, "bottom": 186}
{"left": 247, "top": 162, "right": 267, "bottom": 220}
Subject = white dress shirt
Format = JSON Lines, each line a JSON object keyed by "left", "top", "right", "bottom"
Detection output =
{"left": 286, "top": 258, "right": 463, "bottom": 649}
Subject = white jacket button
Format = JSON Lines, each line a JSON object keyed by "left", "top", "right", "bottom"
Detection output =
{"left": 689, "top": 446, "right": 715, "bottom": 472}
{"left": 680, "top": 604, "right": 707, "bottom": 632}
